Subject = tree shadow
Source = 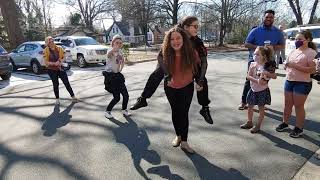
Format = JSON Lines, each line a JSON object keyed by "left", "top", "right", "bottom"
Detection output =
{"left": 264, "top": 108, "right": 320, "bottom": 134}
{"left": 260, "top": 131, "right": 316, "bottom": 159}
{"left": 41, "top": 102, "right": 76, "bottom": 136}
{"left": 147, "top": 165, "right": 184, "bottom": 180}
{"left": 0, "top": 143, "right": 89, "bottom": 180}
{"left": 109, "top": 116, "right": 161, "bottom": 180}
{"left": 186, "top": 152, "right": 249, "bottom": 180}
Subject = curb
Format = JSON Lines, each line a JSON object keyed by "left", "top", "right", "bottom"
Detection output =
{"left": 292, "top": 148, "right": 320, "bottom": 180}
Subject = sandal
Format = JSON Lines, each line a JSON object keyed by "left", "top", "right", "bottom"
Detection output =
{"left": 250, "top": 126, "right": 260, "bottom": 133}
{"left": 238, "top": 103, "right": 248, "bottom": 110}
{"left": 240, "top": 121, "right": 253, "bottom": 129}
{"left": 171, "top": 136, "right": 181, "bottom": 147}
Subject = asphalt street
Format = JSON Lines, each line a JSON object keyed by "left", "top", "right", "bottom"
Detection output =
{"left": 0, "top": 51, "right": 319, "bottom": 180}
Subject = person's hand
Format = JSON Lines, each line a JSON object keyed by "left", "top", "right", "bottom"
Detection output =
{"left": 286, "top": 62, "right": 295, "bottom": 68}
{"left": 196, "top": 84, "right": 203, "bottom": 91}
{"left": 258, "top": 78, "right": 267, "bottom": 85}
{"left": 54, "top": 61, "right": 61, "bottom": 67}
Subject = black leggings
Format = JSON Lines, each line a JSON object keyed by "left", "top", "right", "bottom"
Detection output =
{"left": 106, "top": 74, "right": 129, "bottom": 111}
{"left": 142, "top": 63, "right": 210, "bottom": 106}
{"left": 165, "top": 82, "right": 194, "bottom": 141}
{"left": 48, "top": 69, "right": 74, "bottom": 99}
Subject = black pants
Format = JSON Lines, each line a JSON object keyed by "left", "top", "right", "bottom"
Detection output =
{"left": 48, "top": 69, "right": 74, "bottom": 99}
{"left": 142, "top": 63, "right": 210, "bottom": 106}
{"left": 165, "top": 82, "right": 194, "bottom": 141}
{"left": 106, "top": 73, "right": 129, "bottom": 111}
{"left": 241, "top": 60, "right": 254, "bottom": 104}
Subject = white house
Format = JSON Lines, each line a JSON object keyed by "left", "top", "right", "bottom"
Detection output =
{"left": 105, "top": 20, "right": 154, "bottom": 46}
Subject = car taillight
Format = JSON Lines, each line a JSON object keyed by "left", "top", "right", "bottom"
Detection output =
{"left": 38, "top": 51, "right": 43, "bottom": 55}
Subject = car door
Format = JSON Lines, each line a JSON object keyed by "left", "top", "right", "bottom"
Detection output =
{"left": 23, "top": 44, "right": 36, "bottom": 65}
{"left": 12, "top": 45, "right": 26, "bottom": 66}
{"left": 61, "top": 39, "right": 76, "bottom": 61}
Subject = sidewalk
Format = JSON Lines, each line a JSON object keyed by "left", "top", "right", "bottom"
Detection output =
{"left": 293, "top": 148, "right": 320, "bottom": 180}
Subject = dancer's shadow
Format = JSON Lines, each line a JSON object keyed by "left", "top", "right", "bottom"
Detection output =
{"left": 109, "top": 116, "right": 161, "bottom": 180}
{"left": 41, "top": 102, "right": 76, "bottom": 136}
{"left": 186, "top": 152, "right": 249, "bottom": 180}
{"left": 260, "top": 131, "right": 315, "bottom": 159}
{"left": 147, "top": 165, "right": 184, "bottom": 180}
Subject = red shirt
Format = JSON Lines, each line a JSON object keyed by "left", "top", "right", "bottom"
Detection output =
{"left": 168, "top": 52, "right": 200, "bottom": 89}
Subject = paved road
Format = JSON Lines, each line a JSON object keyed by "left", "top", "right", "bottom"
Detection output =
{"left": 0, "top": 51, "right": 319, "bottom": 180}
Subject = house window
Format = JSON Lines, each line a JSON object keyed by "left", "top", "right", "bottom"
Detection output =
{"left": 116, "top": 27, "right": 119, "bottom": 33}
{"left": 113, "top": 28, "right": 115, "bottom": 33}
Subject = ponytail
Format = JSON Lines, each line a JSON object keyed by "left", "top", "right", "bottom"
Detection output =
{"left": 308, "top": 41, "right": 317, "bottom": 51}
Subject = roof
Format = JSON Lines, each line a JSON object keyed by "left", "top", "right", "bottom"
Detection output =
{"left": 53, "top": 26, "right": 97, "bottom": 37}
{"left": 106, "top": 21, "right": 130, "bottom": 36}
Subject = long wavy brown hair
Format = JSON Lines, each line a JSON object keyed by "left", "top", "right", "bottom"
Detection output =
{"left": 162, "top": 26, "right": 197, "bottom": 75}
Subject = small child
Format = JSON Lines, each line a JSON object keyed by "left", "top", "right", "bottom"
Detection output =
{"left": 104, "top": 35, "right": 130, "bottom": 118}
{"left": 240, "top": 46, "right": 276, "bottom": 133}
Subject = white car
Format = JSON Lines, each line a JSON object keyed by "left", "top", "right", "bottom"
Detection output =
{"left": 9, "top": 41, "right": 72, "bottom": 74}
{"left": 56, "top": 36, "right": 108, "bottom": 68}
{"left": 284, "top": 25, "right": 320, "bottom": 58}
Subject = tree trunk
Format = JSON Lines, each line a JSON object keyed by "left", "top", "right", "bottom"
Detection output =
{"left": 0, "top": 0, "right": 25, "bottom": 49}
{"left": 308, "top": 0, "right": 319, "bottom": 24}
{"left": 172, "top": 0, "right": 179, "bottom": 25}
{"left": 287, "top": 0, "right": 303, "bottom": 25}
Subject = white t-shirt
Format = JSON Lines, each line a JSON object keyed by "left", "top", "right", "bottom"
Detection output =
{"left": 248, "top": 62, "right": 269, "bottom": 92}
{"left": 105, "top": 49, "right": 124, "bottom": 73}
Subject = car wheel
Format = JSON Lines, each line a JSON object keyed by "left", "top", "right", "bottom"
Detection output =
{"left": 77, "top": 55, "right": 87, "bottom": 68}
{"left": 10, "top": 58, "right": 18, "bottom": 71}
{"left": 1, "top": 72, "right": 11, "bottom": 80}
{"left": 31, "top": 61, "right": 42, "bottom": 74}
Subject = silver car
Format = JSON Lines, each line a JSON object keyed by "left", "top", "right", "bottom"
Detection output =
{"left": 9, "top": 41, "right": 72, "bottom": 74}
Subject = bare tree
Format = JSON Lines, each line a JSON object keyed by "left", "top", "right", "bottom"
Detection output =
{"left": 287, "top": 0, "right": 319, "bottom": 24}
{"left": 0, "top": 0, "right": 25, "bottom": 48}
{"left": 63, "top": 0, "right": 112, "bottom": 30}
{"left": 159, "top": 0, "right": 182, "bottom": 25}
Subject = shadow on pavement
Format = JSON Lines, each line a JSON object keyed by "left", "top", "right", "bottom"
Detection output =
{"left": 0, "top": 143, "right": 89, "bottom": 180}
{"left": 109, "top": 116, "right": 161, "bottom": 180}
{"left": 147, "top": 165, "right": 184, "bottom": 180}
{"left": 41, "top": 102, "right": 76, "bottom": 136}
{"left": 0, "top": 79, "right": 10, "bottom": 89}
{"left": 186, "top": 152, "right": 249, "bottom": 180}
{"left": 260, "top": 131, "right": 316, "bottom": 160}
{"left": 264, "top": 108, "right": 320, "bottom": 134}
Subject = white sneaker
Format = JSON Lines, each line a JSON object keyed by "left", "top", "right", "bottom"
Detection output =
{"left": 55, "top": 99, "right": 60, "bottom": 105}
{"left": 122, "top": 109, "right": 131, "bottom": 116}
{"left": 105, "top": 111, "right": 113, "bottom": 119}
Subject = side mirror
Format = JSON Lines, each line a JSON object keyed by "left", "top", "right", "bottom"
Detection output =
{"left": 69, "top": 43, "right": 75, "bottom": 47}
{"left": 11, "top": 49, "right": 17, "bottom": 53}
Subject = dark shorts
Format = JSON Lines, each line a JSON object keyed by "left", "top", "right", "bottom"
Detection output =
{"left": 246, "top": 88, "right": 271, "bottom": 107}
{"left": 284, "top": 80, "right": 312, "bottom": 95}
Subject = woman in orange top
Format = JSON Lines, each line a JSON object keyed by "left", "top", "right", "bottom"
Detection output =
{"left": 162, "top": 27, "right": 200, "bottom": 154}
{"left": 44, "top": 36, "right": 79, "bottom": 105}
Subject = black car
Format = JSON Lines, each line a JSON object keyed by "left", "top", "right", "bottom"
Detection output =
{"left": 0, "top": 45, "right": 12, "bottom": 80}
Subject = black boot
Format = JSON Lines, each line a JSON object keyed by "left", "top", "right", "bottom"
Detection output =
{"left": 130, "top": 97, "right": 148, "bottom": 110}
{"left": 199, "top": 106, "right": 213, "bottom": 124}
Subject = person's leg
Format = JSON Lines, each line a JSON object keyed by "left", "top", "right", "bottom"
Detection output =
{"left": 251, "top": 105, "right": 265, "bottom": 133}
{"left": 197, "top": 77, "right": 213, "bottom": 124}
{"left": 48, "top": 70, "right": 60, "bottom": 100}
{"left": 239, "top": 60, "right": 253, "bottom": 110}
{"left": 276, "top": 80, "right": 294, "bottom": 132}
{"left": 106, "top": 92, "right": 121, "bottom": 112}
{"left": 178, "top": 83, "right": 195, "bottom": 153}
{"left": 59, "top": 71, "right": 75, "bottom": 98}
{"left": 164, "top": 86, "right": 181, "bottom": 145}
{"left": 130, "top": 63, "right": 164, "bottom": 110}
{"left": 119, "top": 83, "right": 129, "bottom": 111}
{"left": 241, "top": 105, "right": 254, "bottom": 129}
{"left": 275, "top": 50, "right": 280, "bottom": 68}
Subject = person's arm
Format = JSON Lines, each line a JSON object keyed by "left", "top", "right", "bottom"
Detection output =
{"left": 119, "top": 56, "right": 124, "bottom": 72}
{"left": 263, "top": 71, "right": 277, "bottom": 79}
{"left": 58, "top": 46, "right": 65, "bottom": 62}
{"left": 244, "top": 43, "right": 257, "bottom": 50}
{"left": 157, "top": 49, "right": 169, "bottom": 75}
{"left": 287, "top": 61, "right": 316, "bottom": 73}
{"left": 43, "top": 48, "right": 50, "bottom": 67}
{"left": 247, "top": 64, "right": 259, "bottom": 84}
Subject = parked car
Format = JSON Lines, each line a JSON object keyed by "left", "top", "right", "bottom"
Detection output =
{"left": 9, "top": 41, "right": 72, "bottom": 74}
{"left": 55, "top": 36, "right": 108, "bottom": 68}
{"left": 283, "top": 24, "right": 320, "bottom": 58}
{"left": 0, "top": 44, "right": 12, "bottom": 80}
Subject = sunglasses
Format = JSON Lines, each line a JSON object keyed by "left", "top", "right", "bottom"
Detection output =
{"left": 189, "top": 24, "right": 199, "bottom": 29}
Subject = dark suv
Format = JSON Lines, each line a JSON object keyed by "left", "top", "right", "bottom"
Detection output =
{"left": 0, "top": 45, "right": 12, "bottom": 80}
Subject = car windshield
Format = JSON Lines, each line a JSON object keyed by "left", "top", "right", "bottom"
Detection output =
{"left": 74, "top": 38, "right": 99, "bottom": 46}
{"left": 0, "top": 45, "right": 7, "bottom": 54}
{"left": 310, "top": 29, "right": 320, "bottom": 39}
